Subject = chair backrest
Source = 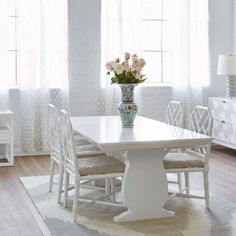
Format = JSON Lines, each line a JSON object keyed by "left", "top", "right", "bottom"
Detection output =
{"left": 188, "top": 105, "right": 212, "bottom": 157}
{"left": 60, "top": 109, "right": 79, "bottom": 175}
{"left": 189, "top": 106, "right": 212, "bottom": 136}
{"left": 48, "top": 104, "right": 62, "bottom": 159}
{"left": 165, "top": 101, "right": 184, "bottom": 127}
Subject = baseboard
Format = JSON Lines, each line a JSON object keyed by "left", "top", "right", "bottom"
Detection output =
{"left": 14, "top": 148, "right": 50, "bottom": 157}
{"left": 212, "top": 139, "right": 236, "bottom": 150}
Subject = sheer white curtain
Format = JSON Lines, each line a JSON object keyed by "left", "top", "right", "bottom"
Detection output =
{"left": 0, "top": 1, "right": 10, "bottom": 109}
{"left": 0, "top": 0, "right": 68, "bottom": 152}
{"left": 100, "top": 0, "right": 143, "bottom": 115}
{"left": 18, "top": 0, "right": 68, "bottom": 152}
{"left": 18, "top": 0, "right": 68, "bottom": 89}
{"left": 170, "top": 0, "right": 210, "bottom": 125}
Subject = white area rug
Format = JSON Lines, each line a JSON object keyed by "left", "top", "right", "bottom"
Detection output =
{"left": 20, "top": 175, "right": 236, "bottom": 236}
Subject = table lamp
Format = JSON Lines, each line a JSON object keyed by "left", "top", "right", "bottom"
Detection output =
{"left": 217, "top": 54, "right": 236, "bottom": 97}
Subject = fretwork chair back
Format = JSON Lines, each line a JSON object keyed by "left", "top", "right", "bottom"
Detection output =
{"left": 189, "top": 106, "right": 212, "bottom": 155}
{"left": 60, "top": 109, "right": 125, "bottom": 222}
{"left": 165, "top": 101, "right": 184, "bottom": 128}
{"left": 48, "top": 104, "right": 107, "bottom": 203}
{"left": 164, "top": 105, "right": 212, "bottom": 208}
{"left": 165, "top": 101, "right": 184, "bottom": 189}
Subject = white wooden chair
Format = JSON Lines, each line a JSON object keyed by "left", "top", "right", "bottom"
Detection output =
{"left": 165, "top": 101, "right": 184, "bottom": 128}
{"left": 164, "top": 106, "right": 212, "bottom": 208}
{"left": 165, "top": 101, "right": 184, "bottom": 189}
{"left": 48, "top": 104, "right": 106, "bottom": 203}
{"left": 60, "top": 109, "right": 125, "bottom": 222}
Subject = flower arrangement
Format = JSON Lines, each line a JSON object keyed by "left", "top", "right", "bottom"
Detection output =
{"left": 105, "top": 52, "right": 147, "bottom": 84}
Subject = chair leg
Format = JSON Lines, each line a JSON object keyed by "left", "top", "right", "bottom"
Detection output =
{"left": 177, "top": 173, "right": 182, "bottom": 190}
{"left": 105, "top": 178, "right": 111, "bottom": 194}
{"left": 111, "top": 178, "right": 116, "bottom": 203}
{"left": 57, "top": 165, "right": 64, "bottom": 203}
{"left": 63, "top": 172, "right": 69, "bottom": 208}
{"left": 73, "top": 177, "right": 80, "bottom": 222}
{"left": 203, "top": 170, "right": 209, "bottom": 209}
{"left": 49, "top": 158, "right": 55, "bottom": 192}
{"left": 184, "top": 172, "right": 190, "bottom": 195}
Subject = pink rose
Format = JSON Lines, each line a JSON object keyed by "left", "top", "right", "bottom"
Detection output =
{"left": 139, "top": 58, "right": 146, "bottom": 68}
{"left": 135, "top": 71, "right": 141, "bottom": 79}
{"left": 105, "top": 61, "right": 114, "bottom": 70}
{"left": 124, "top": 52, "right": 131, "bottom": 61}
{"left": 135, "top": 65, "right": 142, "bottom": 72}
{"left": 123, "top": 62, "right": 131, "bottom": 71}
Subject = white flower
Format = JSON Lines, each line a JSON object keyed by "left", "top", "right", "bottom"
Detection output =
{"left": 114, "top": 63, "right": 124, "bottom": 75}
{"left": 132, "top": 57, "right": 139, "bottom": 67}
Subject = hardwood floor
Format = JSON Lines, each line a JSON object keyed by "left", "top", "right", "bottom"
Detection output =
{"left": 0, "top": 147, "right": 236, "bottom": 236}
{"left": 0, "top": 156, "right": 51, "bottom": 236}
{"left": 208, "top": 146, "right": 236, "bottom": 204}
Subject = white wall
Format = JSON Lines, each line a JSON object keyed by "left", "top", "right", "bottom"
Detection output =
{"left": 234, "top": 0, "right": 236, "bottom": 53}
{"left": 208, "top": 0, "right": 234, "bottom": 97}
{"left": 67, "top": 0, "right": 234, "bottom": 121}
{"left": 68, "top": 0, "right": 101, "bottom": 116}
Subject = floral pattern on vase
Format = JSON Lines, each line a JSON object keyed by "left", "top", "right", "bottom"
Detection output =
{"left": 118, "top": 84, "right": 137, "bottom": 128}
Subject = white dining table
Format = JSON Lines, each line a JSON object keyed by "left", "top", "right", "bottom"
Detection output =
{"left": 71, "top": 115, "right": 213, "bottom": 222}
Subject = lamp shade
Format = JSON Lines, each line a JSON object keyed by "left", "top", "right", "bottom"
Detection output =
{"left": 217, "top": 55, "right": 236, "bottom": 75}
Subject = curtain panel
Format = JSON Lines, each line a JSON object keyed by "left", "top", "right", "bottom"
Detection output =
{"left": 170, "top": 0, "right": 210, "bottom": 126}
{"left": 0, "top": 0, "right": 68, "bottom": 153}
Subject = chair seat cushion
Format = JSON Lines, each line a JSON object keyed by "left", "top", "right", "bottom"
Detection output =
{"left": 73, "top": 131, "right": 92, "bottom": 146}
{"left": 74, "top": 138, "right": 91, "bottom": 146}
{"left": 0, "top": 125, "right": 9, "bottom": 132}
{"left": 76, "top": 145, "right": 105, "bottom": 157}
{"left": 74, "top": 131, "right": 91, "bottom": 145}
{"left": 164, "top": 152, "right": 204, "bottom": 169}
{"left": 78, "top": 155, "right": 125, "bottom": 176}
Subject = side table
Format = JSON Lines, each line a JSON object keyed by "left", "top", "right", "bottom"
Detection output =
{"left": 0, "top": 110, "right": 14, "bottom": 166}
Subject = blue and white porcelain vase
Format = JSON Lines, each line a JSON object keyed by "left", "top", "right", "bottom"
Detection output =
{"left": 118, "top": 84, "right": 137, "bottom": 128}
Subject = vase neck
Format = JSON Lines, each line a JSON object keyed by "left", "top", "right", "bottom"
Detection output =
{"left": 119, "top": 84, "right": 136, "bottom": 102}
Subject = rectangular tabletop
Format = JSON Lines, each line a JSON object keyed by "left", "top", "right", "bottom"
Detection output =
{"left": 71, "top": 115, "right": 212, "bottom": 152}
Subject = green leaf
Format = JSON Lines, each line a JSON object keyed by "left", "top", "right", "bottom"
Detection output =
{"left": 111, "top": 77, "right": 119, "bottom": 84}
{"left": 138, "top": 78, "right": 146, "bottom": 83}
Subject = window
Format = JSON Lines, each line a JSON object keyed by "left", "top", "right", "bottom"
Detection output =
{"left": 101, "top": 0, "right": 172, "bottom": 85}
{"left": 102, "top": 0, "right": 209, "bottom": 87}
{"left": 3, "top": 0, "right": 68, "bottom": 88}
{"left": 140, "top": 0, "right": 171, "bottom": 84}
{"left": 8, "top": 0, "right": 19, "bottom": 85}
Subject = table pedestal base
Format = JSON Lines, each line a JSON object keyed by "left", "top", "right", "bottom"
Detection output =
{"left": 114, "top": 149, "right": 174, "bottom": 222}
{"left": 114, "top": 209, "right": 174, "bottom": 222}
